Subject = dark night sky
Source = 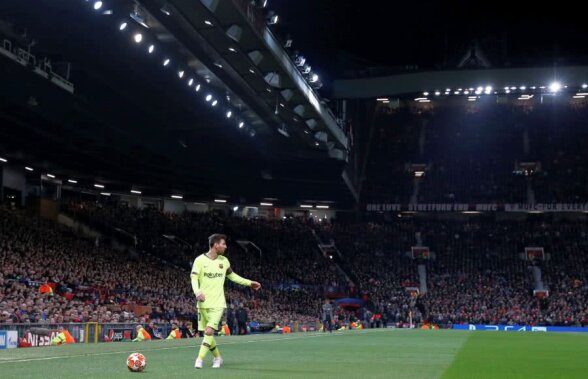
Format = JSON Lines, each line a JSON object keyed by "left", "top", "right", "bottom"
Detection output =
{"left": 271, "top": 0, "right": 588, "bottom": 79}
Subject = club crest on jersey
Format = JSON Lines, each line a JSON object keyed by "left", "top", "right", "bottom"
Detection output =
{"left": 219, "top": 264, "right": 224, "bottom": 269}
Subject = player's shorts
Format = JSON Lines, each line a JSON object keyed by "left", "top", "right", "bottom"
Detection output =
{"left": 198, "top": 308, "right": 224, "bottom": 331}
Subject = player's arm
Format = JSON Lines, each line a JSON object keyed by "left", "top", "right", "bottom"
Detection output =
{"left": 190, "top": 259, "right": 206, "bottom": 301}
{"left": 226, "top": 267, "right": 261, "bottom": 290}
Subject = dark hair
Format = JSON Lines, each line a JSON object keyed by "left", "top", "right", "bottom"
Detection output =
{"left": 208, "top": 233, "right": 227, "bottom": 248}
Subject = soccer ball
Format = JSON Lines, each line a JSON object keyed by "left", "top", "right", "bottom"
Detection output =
{"left": 127, "top": 352, "right": 147, "bottom": 372}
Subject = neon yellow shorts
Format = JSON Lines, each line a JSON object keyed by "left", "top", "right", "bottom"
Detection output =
{"left": 198, "top": 308, "right": 224, "bottom": 331}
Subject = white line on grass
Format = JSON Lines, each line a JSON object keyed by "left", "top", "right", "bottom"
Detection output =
{"left": 0, "top": 329, "right": 382, "bottom": 364}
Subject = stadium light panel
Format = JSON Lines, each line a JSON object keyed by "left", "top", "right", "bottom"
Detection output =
{"left": 549, "top": 82, "right": 562, "bottom": 92}
{"left": 93, "top": 1, "right": 103, "bottom": 11}
{"left": 68, "top": 179, "right": 77, "bottom": 184}
{"left": 47, "top": 174, "right": 56, "bottom": 178}
{"left": 204, "top": 20, "right": 213, "bottom": 26}
{"left": 233, "top": 206, "right": 239, "bottom": 211}
{"left": 134, "top": 33, "right": 143, "bottom": 43}
{"left": 188, "top": 79, "right": 194, "bottom": 86}
{"left": 195, "top": 84, "right": 201, "bottom": 92}
{"left": 148, "top": 45, "right": 155, "bottom": 53}
{"left": 119, "top": 22, "right": 128, "bottom": 31}
{"left": 0, "top": 157, "right": 6, "bottom": 163}
{"left": 260, "top": 202, "right": 273, "bottom": 206}
{"left": 434, "top": 91, "right": 441, "bottom": 96}
{"left": 131, "top": 190, "right": 142, "bottom": 194}
{"left": 214, "top": 199, "right": 227, "bottom": 203}
{"left": 163, "top": 58, "right": 170, "bottom": 66}
{"left": 178, "top": 71, "right": 184, "bottom": 78}
{"left": 25, "top": 167, "right": 34, "bottom": 172}
{"left": 268, "top": 15, "right": 279, "bottom": 25}
{"left": 226, "top": 110, "right": 232, "bottom": 118}
{"left": 171, "top": 195, "right": 183, "bottom": 199}
{"left": 583, "top": 84, "right": 588, "bottom": 89}
{"left": 239, "top": 122, "right": 245, "bottom": 128}
{"left": 300, "top": 205, "right": 313, "bottom": 208}
{"left": 100, "top": 192, "right": 111, "bottom": 196}
{"left": 316, "top": 205, "right": 330, "bottom": 209}
{"left": 206, "top": 94, "right": 212, "bottom": 102}
{"left": 212, "top": 100, "right": 218, "bottom": 106}
{"left": 94, "top": 184, "right": 105, "bottom": 189}
{"left": 160, "top": 4, "right": 171, "bottom": 16}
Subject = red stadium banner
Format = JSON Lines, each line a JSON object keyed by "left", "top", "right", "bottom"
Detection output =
{"left": 411, "top": 247, "right": 430, "bottom": 260}
{"left": 525, "top": 247, "right": 545, "bottom": 261}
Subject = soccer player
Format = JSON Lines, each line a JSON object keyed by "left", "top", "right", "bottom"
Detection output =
{"left": 322, "top": 299, "right": 334, "bottom": 333}
{"left": 191, "top": 233, "right": 261, "bottom": 369}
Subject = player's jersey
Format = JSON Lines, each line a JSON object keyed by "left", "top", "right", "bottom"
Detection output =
{"left": 190, "top": 254, "right": 232, "bottom": 309}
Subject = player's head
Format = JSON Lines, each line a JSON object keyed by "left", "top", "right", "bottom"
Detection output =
{"left": 135, "top": 325, "right": 142, "bottom": 330}
{"left": 208, "top": 233, "right": 228, "bottom": 255}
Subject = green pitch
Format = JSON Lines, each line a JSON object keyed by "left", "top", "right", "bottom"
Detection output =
{"left": 1, "top": 329, "right": 587, "bottom": 378}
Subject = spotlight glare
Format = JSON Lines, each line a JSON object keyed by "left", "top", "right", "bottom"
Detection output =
{"left": 195, "top": 84, "right": 201, "bottom": 92}
{"left": 163, "top": 58, "right": 170, "bottom": 66}
{"left": 583, "top": 84, "right": 588, "bottom": 89}
{"left": 119, "top": 22, "right": 128, "bottom": 31}
{"left": 239, "top": 122, "right": 244, "bottom": 128}
{"left": 178, "top": 70, "right": 184, "bottom": 78}
{"left": 204, "top": 20, "right": 213, "bottom": 26}
{"left": 188, "top": 78, "right": 194, "bottom": 86}
{"left": 134, "top": 33, "right": 143, "bottom": 43}
{"left": 226, "top": 110, "right": 232, "bottom": 118}
{"left": 549, "top": 82, "right": 562, "bottom": 92}
{"left": 206, "top": 94, "right": 212, "bottom": 102}
{"left": 212, "top": 100, "right": 218, "bottom": 106}
{"left": 25, "top": 166, "right": 34, "bottom": 172}
{"left": 93, "top": 1, "right": 103, "bottom": 11}
{"left": 148, "top": 44, "right": 155, "bottom": 53}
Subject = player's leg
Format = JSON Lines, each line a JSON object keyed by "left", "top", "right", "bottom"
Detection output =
{"left": 195, "top": 308, "right": 210, "bottom": 369}
{"left": 206, "top": 308, "right": 225, "bottom": 368}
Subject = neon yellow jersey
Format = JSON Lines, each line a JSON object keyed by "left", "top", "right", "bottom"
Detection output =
{"left": 190, "top": 253, "right": 252, "bottom": 309}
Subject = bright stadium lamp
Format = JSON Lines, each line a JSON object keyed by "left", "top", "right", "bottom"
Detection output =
{"left": 549, "top": 82, "right": 562, "bottom": 92}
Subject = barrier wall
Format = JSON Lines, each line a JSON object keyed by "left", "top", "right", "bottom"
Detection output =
{"left": 453, "top": 324, "right": 588, "bottom": 332}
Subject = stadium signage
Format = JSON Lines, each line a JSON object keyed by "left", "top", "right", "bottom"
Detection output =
{"left": 105, "top": 328, "right": 133, "bottom": 342}
{"left": 24, "top": 330, "right": 59, "bottom": 347}
{"left": 366, "top": 203, "right": 588, "bottom": 212}
{"left": 453, "top": 324, "right": 588, "bottom": 332}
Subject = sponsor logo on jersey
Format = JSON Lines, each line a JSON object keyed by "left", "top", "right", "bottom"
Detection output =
{"left": 204, "top": 272, "right": 224, "bottom": 279}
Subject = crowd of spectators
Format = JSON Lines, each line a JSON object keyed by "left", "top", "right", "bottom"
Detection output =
{"left": 364, "top": 102, "right": 588, "bottom": 204}
{"left": 3, "top": 200, "right": 587, "bottom": 330}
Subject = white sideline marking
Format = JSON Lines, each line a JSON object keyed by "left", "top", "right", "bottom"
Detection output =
{"left": 0, "top": 330, "right": 380, "bottom": 364}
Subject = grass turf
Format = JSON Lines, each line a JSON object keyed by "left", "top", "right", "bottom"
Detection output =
{"left": 0, "top": 329, "right": 586, "bottom": 379}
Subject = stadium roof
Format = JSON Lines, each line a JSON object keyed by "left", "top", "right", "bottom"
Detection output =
{"left": 0, "top": 0, "right": 353, "bottom": 206}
